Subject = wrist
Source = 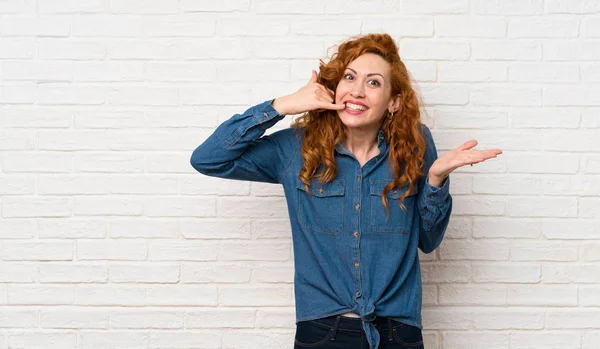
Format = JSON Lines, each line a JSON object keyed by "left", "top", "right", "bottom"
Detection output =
{"left": 271, "top": 96, "right": 289, "bottom": 116}
{"left": 427, "top": 172, "right": 447, "bottom": 188}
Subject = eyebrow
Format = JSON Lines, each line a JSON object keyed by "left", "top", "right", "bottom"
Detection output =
{"left": 345, "top": 67, "right": 385, "bottom": 80}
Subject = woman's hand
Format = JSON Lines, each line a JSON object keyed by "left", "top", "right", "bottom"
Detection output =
{"left": 428, "top": 140, "right": 502, "bottom": 187}
{"left": 271, "top": 70, "right": 346, "bottom": 115}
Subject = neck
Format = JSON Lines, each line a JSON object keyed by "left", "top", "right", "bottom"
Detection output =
{"left": 342, "top": 128, "right": 380, "bottom": 165}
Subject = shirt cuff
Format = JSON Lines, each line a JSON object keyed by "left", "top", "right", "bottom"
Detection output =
{"left": 251, "top": 99, "right": 285, "bottom": 126}
{"left": 423, "top": 174, "right": 450, "bottom": 205}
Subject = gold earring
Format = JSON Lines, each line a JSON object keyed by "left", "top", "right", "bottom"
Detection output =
{"left": 387, "top": 110, "right": 394, "bottom": 119}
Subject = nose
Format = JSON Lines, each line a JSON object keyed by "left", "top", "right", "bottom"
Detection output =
{"left": 350, "top": 87, "right": 365, "bottom": 98}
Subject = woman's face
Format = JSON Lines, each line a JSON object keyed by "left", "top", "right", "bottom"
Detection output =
{"left": 335, "top": 53, "right": 399, "bottom": 134}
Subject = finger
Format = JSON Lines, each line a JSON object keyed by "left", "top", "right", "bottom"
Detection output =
{"left": 324, "top": 102, "right": 346, "bottom": 110}
{"left": 308, "top": 70, "right": 318, "bottom": 84}
{"left": 457, "top": 140, "right": 478, "bottom": 151}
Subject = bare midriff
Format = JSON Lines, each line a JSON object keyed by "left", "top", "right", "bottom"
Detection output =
{"left": 340, "top": 312, "right": 360, "bottom": 318}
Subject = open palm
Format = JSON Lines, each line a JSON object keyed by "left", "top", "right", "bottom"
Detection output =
{"left": 429, "top": 140, "right": 502, "bottom": 181}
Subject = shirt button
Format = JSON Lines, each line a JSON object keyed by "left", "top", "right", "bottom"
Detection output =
{"left": 353, "top": 232, "right": 359, "bottom": 238}
{"left": 354, "top": 262, "right": 360, "bottom": 268}
{"left": 357, "top": 176, "right": 361, "bottom": 181}
{"left": 355, "top": 204, "right": 360, "bottom": 210}
{"left": 356, "top": 291, "right": 361, "bottom": 297}
{"left": 263, "top": 112, "right": 268, "bottom": 117}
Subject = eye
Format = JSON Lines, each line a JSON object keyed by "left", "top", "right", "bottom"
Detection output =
{"left": 343, "top": 73, "right": 354, "bottom": 80}
{"left": 368, "top": 79, "right": 380, "bottom": 87}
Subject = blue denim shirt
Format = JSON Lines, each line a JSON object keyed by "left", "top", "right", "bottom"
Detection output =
{"left": 190, "top": 99, "right": 452, "bottom": 349}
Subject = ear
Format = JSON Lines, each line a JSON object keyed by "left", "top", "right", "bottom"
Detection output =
{"left": 388, "top": 94, "right": 401, "bottom": 113}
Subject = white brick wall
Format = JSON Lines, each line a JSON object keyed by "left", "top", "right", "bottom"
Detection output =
{"left": 0, "top": 0, "right": 598, "bottom": 348}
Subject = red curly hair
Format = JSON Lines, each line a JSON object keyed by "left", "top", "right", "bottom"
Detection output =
{"left": 291, "top": 33, "right": 427, "bottom": 213}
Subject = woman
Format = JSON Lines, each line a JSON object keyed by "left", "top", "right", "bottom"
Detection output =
{"left": 190, "top": 33, "right": 501, "bottom": 349}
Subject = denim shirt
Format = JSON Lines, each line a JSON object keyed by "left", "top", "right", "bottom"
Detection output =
{"left": 190, "top": 99, "right": 452, "bottom": 349}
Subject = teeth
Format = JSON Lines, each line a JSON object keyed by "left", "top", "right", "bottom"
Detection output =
{"left": 345, "top": 102, "right": 367, "bottom": 111}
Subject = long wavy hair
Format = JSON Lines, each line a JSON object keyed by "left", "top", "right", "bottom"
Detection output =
{"left": 291, "top": 33, "right": 427, "bottom": 213}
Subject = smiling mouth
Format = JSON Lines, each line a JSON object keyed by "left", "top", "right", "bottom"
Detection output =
{"left": 344, "top": 102, "right": 369, "bottom": 111}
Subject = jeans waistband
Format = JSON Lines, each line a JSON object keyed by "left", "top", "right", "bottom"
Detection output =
{"left": 308, "top": 314, "right": 408, "bottom": 332}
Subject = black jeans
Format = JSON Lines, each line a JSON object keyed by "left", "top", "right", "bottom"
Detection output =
{"left": 294, "top": 314, "right": 424, "bottom": 349}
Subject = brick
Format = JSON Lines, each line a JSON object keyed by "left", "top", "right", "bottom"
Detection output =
{"left": 75, "top": 153, "right": 144, "bottom": 173}
{"left": 401, "top": 0, "right": 468, "bottom": 14}
{"left": 180, "top": 174, "right": 250, "bottom": 195}
{"left": 72, "top": 14, "right": 143, "bottom": 37}
{"left": 542, "top": 219, "right": 600, "bottom": 240}
{"left": 438, "top": 62, "right": 508, "bottom": 82}
{"left": 585, "top": 333, "right": 600, "bottom": 349}
{"left": 37, "top": 39, "right": 105, "bottom": 60}
{"left": 252, "top": 219, "right": 292, "bottom": 239}
{"left": 107, "top": 39, "right": 179, "bottom": 60}
{"left": 0, "top": 84, "right": 36, "bottom": 104}
{"left": 146, "top": 62, "right": 216, "bottom": 82}
{"left": 38, "top": 84, "right": 105, "bottom": 105}
{"left": 217, "top": 17, "right": 288, "bottom": 36}
{"left": 582, "top": 242, "right": 600, "bottom": 261}
{"left": 508, "top": 285, "right": 578, "bottom": 306}
{"left": 74, "top": 197, "right": 143, "bottom": 216}
{"left": 148, "top": 241, "right": 218, "bottom": 261}
{"left": 76, "top": 285, "right": 145, "bottom": 306}
{"left": 544, "top": 40, "right": 600, "bottom": 61}
{"left": 580, "top": 286, "right": 600, "bottom": 306}
{"left": 109, "top": 0, "right": 178, "bottom": 14}
{"left": 186, "top": 309, "right": 255, "bottom": 328}
{"left": 472, "top": 0, "right": 543, "bottom": 15}
{"left": 509, "top": 108, "right": 580, "bottom": 128}
{"left": 109, "top": 263, "right": 179, "bottom": 283}
{"left": 511, "top": 332, "right": 582, "bottom": 349}
{"left": 420, "top": 84, "right": 469, "bottom": 105}
{"left": 0, "top": 175, "right": 35, "bottom": 195}
{"left": 546, "top": 310, "right": 600, "bottom": 329}
{"left": 219, "top": 241, "right": 290, "bottom": 261}
{"left": 3, "top": 61, "right": 73, "bottom": 81}
{"left": 400, "top": 40, "right": 471, "bottom": 60}
{"left": 580, "top": 198, "right": 600, "bottom": 217}
{"left": 511, "top": 241, "right": 578, "bottom": 261}
{"left": 443, "top": 332, "right": 509, "bottom": 349}
{"left": 74, "top": 62, "right": 145, "bottom": 83}
{"left": 77, "top": 239, "right": 147, "bottom": 261}
{"left": 146, "top": 285, "right": 217, "bottom": 305}
{"left": 217, "top": 197, "right": 288, "bottom": 218}
{"left": 543, "top": 264, "right": 600, "bottom": 283}
{"left": 144, "top": 197, "right": 216, "bottom": 217}
{"left": 217, "top": 61, "right": 289, "bottom": 82}
{"left": 180, "top": 0, "right": 250, "bottom": 12}
{"left": 421, "top": 262, "right": 471, "bottom": 283}
{"left": 473, "top": 218, "right": 541, "bottom": 239}
{"left": 508, "top": 18, "right": 579, "bottom": 38}
{"left": 507, "top": 152, "right": 579, "bottom": 174}
{"left": 422, "top": 308, "right": 471, "bottom": 329}
{"left": 439, "top": 240, "right": 510, "bottom": 261}
{"left": 80, "top": 331, "right": 149, "bottom": 349}
{"left": 7, "top": 332, "right": 77, "bottom": 349}
{"left": 38, "top": 219, "right": 106, "bottom": 239}
{"left": 109, "top": 175, "right": 179, "bottom": 195}
{"left": 0, "top": 240, "right": 73, "bottom": 261}
{"left": 582, "top": 18, "right": 600, "bottom": 37}
{"left": 473, "top": 175, "right": 540, "bottom": 195}
{"left": 0, "top": 38, "right": 35, "bottom": 59}
{"left": 40, "top": 309, "right": 109, "bottom": 329}
{"left": 473, "top": 263, "right": 540, "bottom": 283}
{"left": 546, "top": 0, "right": 600, "bottom": 14}
{"left": 472, "top": 309, "right": 544, "bottom": 330}
{"left": 253, "top": 0, "right": 324, "bottom": 14}
{"left": 2, "top": 197, "right": 71, "bottom": 218}
{"left": 219, "top": 285, "right": 293, "bottom": 306}
{"left": 7, "top": 285, "right": 75, "bottom": 305}
{"left": 510, "top": 63, "right": 579, "bottom": 83}
{"left": 111, "top": 310, "right": 183, "bottom": 329}
{"left": 361, "top": 17, "right": 433, "bottom": 37}
{"left": 452, "top": 196, "right": 505, "bottom": 216}
{"left": 38, "top": 0, "right": 107, "bottom": 13}
{"left": 38, "top": 175, "right": 110, "bottom": 195}
{"left": 1, "top": 108, "right": 71, "bottom": 128}
{"left": 0, "top": 263, "right": 37, "bottom": 282}
{"left": 436, "top": 17, "right": 506, "bottom": 38}
{"left": 109, "top": 219, "right": 179, "bottom": 238}
{"left": 180, "top": 262, "right": 252, "bottom": 283}
{"left": 38, "top": 263, "right": 108, "bottom": 283}
{"left": 439, "top": 285, "right": 506, "bottom": 305}
{"left": 545, "top": 86, "right": 600, "bottom": 106}
{"left": 107, "top": 86, "right": 178, "bottom": 106}
{"left": 143, "top": 15, "right": 215, "bottom": 37}
{"left": 471, "top": 86, "right": 542, "bottom": 106}
{"left": 0, "top": 219, "right": 36, "bottom": 239}
{"left": 506, "top": 197, "right": 577, "bottom": 218}
{"left": 472, "top": 40, "right": 541, "bottom": 60}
